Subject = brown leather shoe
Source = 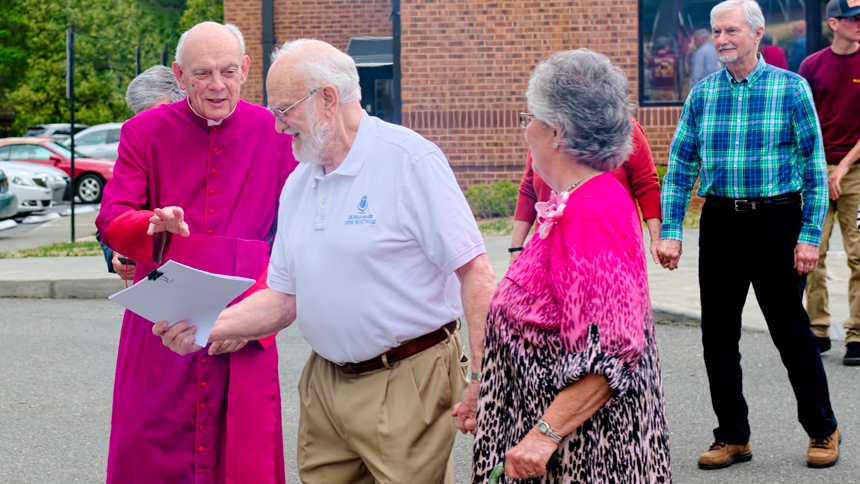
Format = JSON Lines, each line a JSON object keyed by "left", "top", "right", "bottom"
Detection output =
{"left": 698, "top": 441, "right": 752, "bottom": 469}
{"left": 807, "top": 428, "right": 841, "bottom": 468}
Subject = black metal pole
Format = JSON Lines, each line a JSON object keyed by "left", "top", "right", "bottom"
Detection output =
{"left": 67, "top": 23, "right": 76, "bottom": 242}
{"left": 262, "top": 0, "right": 275, "bottom": 106}
{"left": 136, "top": 38, "right": 142, "bottom": 76}
{"left": 390, "top": 0, "right": 402, "bottom": 126}
{"left": 161, "top": 42, "right": 169, "bottom": 66}
{"left": 807, "top": 0, "right": 823, "bottom": 56}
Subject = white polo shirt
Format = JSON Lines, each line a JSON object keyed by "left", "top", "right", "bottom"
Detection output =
{"left": 268, "top": 112, "right": 486, "bottom": 364}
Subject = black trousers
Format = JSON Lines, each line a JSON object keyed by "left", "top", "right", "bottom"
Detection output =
{"left": 698, "top": 197, "right": 838, "bottom": 444}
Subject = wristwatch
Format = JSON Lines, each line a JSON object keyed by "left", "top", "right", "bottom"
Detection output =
{"left": 471, "top": 371, "right": 481, "bottom": 382}
{"left": 537, "top": 419, "right": 563, "bottom": 442}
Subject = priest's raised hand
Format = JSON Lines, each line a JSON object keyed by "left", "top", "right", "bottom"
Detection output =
{"left": 146, "top": 206, "right": 191, "bottom": 237}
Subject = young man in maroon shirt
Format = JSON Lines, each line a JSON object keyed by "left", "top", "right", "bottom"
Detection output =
{"left": 800, "top": 0, "right": 860, "bottom": 366}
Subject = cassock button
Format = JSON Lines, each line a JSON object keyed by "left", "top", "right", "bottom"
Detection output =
{"left": 200, "top": 403, "right": 207, "bottom": 409}
{"left": 211, "top": 169, "right": 217, "bottom": 175}
{"left": 212, "top": 127, "right": 218, "bottom": 133}
{"left": 213, "top": 148, "right": 220, "bottom": 153}
{"left": 199, "top": 425, "right": 206, "bottom": 431}
{"left": 201, "top": 381, "right": 207, "bottom": 387}
{"left": 209, "top": 189, "right": 215, "bottom": 195}
{"left": 199, "top": 446, "right": 206, "bottom": 452}
{"left": 198, "top": 467, "right": 205, "bottom": 473}
{"left": 209, "top": 209, "right": 215, "bottom": 215}
{"left": 201, "top": 358, "right": 208, "bottom": 365}
{"left": 207, "top": 230, "right": 214, "bottom": 235}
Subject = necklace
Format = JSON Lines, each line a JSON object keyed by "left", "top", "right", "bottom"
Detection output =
{"left": 560, "top": 173, "right": 596, "bottom": 194}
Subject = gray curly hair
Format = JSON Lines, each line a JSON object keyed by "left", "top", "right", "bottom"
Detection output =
{"left": 125, "top": 65, "right": 185, "bottom": 114}
{"left": 526, "top": 49, "right": 634, "bottom": 172}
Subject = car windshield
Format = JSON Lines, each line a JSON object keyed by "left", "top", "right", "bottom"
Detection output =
{"left": 23, "top": 126, "right": 46, "bottom": 137}
{"left": 45, "top": 141, "right": 87, "bottom": 159}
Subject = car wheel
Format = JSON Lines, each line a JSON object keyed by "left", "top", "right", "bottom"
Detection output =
{"left": 76, "top": 173, "right": 104, "bottom": 204}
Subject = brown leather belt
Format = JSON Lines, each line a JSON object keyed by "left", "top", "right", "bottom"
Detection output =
{"left": 334, "top": 321, "right": 458, "bottom": 375}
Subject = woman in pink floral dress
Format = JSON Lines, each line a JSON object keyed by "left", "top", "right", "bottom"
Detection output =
{"left": 472, "top": 50, "right": 671, "bottom": 483}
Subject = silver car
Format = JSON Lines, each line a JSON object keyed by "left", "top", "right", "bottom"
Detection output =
{"left": 0, "top": 161, "right": 69, "bottom": 204}
{"left": 63, "top": 123, "right": 123, "bottom": 161}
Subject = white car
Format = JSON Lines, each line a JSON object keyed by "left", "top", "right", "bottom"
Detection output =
{"left": 0, "top": 161, "right": 69, "bottom": 203}
{"left": 0, "top": 163, "right": 54, "bottom": 214}
{"left": 63, "top": 123, "right": 123, "bottom": 161}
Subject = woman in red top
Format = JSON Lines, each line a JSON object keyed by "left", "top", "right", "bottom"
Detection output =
{"left": 510, "top": 119, "right": 662, "bottom": 264}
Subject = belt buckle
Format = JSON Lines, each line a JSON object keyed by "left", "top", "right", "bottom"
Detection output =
{"left": 734, "top": 199, "right": 755, "bottom": 212}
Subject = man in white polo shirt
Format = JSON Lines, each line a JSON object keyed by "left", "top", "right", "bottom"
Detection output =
{"left": 155, "top": 38, "right": 497, "bottom": 483}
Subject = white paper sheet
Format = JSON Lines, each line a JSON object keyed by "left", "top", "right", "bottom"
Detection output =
{"left": 109, "top": 260, "right": 255, "bottom": 347}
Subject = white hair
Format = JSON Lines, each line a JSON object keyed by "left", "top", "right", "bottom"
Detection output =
{"left": 526, "top": 49, "right": 634, "bottom": 172}
{"left": 711, "top": 0, "right": 766, "bottom": 34}
{"left": 175, "top": 23, "right": 246, "bottom": 66}
{"left": 270, "top": 39, "right": 361, "bottom": 105}
{"left": 126, "top": 65, "right": 186, "bottom": 114}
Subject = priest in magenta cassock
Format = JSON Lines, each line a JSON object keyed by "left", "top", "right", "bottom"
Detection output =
{"left": 95, "top": 22, "right": 297, "bottom": 484}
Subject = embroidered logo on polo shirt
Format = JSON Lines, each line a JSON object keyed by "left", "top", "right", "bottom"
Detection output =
{"left": 345, "top": 196, "right": 376, "bottom": 225}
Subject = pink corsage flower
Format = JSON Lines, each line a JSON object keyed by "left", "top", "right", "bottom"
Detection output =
{"left": 535, "top": 190, "right": 570, "bottom": 239}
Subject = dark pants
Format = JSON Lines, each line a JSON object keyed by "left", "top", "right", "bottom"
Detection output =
{"left": 698, "top": 197, "right": 838, "bottom": 445}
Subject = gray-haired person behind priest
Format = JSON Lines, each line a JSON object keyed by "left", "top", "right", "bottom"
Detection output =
{"left": 154, "top": 38, "right": 497, "bottom": 484}
{"left": 472, "top": 49, "right": 670, "bottom": 483}
{"left": 97, "top": 65, "right": 186, "bottom": 281}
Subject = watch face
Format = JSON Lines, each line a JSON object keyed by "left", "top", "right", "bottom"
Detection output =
{"left": 538, "top": 421, "right": 549, "bottom": 433}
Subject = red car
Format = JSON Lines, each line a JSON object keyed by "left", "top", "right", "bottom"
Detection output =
{"left": 0, "top": 137, "right": 115, "bottom": 203}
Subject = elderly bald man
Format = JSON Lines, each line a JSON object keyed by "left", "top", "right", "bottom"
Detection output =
{"left": 96, "top": 22, "right": 298, "bottom": 484}
{"left": 158, "top": 38, "right": 497, "bottom": 483}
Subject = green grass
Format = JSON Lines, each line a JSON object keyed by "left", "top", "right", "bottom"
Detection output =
{"left": 0, "top": 240, "right": 103, "bottom": 259}
{"left": 478, "top": 217, "right": 515, "bottom": 237}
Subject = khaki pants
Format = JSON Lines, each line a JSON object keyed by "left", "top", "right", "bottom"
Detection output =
{"left": 296, "top": 328, "right": 470, "bottom": 484}
{"left": 807, "top": 163, "right": 860, "bottom": 344}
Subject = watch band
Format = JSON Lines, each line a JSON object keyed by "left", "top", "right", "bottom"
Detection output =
{"left": 507, "top": 247, "right": 524, "bottom": 253}
{"left": 538, "top": 419, "right": 563, "bottom": 442}
{"left": 470, "top": 371, "right": 481, "bottom": 382}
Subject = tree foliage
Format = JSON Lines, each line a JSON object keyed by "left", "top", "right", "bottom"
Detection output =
{"left": 0, "top": 0, "right": 224, "bottom": 136}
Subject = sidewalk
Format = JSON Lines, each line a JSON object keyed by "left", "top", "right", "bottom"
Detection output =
{"left": 0, "top": 225, "right": 852, "bottom": 340}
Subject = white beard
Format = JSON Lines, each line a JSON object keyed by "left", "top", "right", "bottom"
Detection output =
{"left": 718, "top": 51, "right": 739, "bottom": 63}
{"left": 292, "top": 102, "right": 336, "bottom": 165}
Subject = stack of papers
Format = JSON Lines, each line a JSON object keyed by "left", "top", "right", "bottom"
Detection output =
{"left": 109, "top": 260, "right": 255, "bottom": 347}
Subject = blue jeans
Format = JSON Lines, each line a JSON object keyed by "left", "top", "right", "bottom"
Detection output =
{"left": 698, "top": 196, "right": 838, "bottom": 444}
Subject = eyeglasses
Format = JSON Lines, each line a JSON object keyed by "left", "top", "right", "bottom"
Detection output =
{"left": 519, "top": 112, "right": 535, "bottom": 129}
{"left": 269, "top": 88, "right": 320, "bottom": 123}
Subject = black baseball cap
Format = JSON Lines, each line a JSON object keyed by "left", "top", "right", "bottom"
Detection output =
{"left": 826, "top": 0, "right": 860, "bottom": 19}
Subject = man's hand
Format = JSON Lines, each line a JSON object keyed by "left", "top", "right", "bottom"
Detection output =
{"left": 828, "top": 164, "right": 849, "bottom": 200}
{"left": 657, "top": 239, "right": 682, "bottom": 270}
{"left": 111, "top": 252, "right": 135, "bottom": 281}
{"left": 504, "top": 428, "right": 559, "bottom": 479}
{"left": 208, "top": 339, "right": 248, "bottom": 355}
{"left": 147, "top": 207, "right": 191, "bottom": 237}
{"left": 794, "top": 243, "right": 819, "bottom": 275}
{"left": 451, "top": 382, "right": 479, "bottom": 434}
{"left": 153, "top": 320, "right": 201, "bottom": 355}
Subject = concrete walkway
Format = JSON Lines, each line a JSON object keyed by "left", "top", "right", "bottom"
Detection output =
{"left": 0, "top": 219, "right": 852, "bottom": 340}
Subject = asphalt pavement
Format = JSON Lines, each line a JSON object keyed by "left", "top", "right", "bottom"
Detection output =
{"left": 1, "top": 299, "right": 858, "bottom": 483}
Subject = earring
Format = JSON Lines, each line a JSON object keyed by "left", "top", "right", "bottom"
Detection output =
{"left": 552, "top": 142, "right": 558, "bottom": 149}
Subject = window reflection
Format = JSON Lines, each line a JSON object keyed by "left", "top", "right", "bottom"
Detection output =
{"left": 640, "top": 0, "right": 815, "bottom": 104}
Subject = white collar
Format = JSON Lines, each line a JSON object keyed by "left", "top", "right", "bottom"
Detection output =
{"left": 187, "top": 97, "right": 237, "bottom": 126}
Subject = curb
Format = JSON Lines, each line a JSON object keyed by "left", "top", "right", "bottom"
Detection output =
{"left": 0, "top": 278, "right": 125, "bottom": 299}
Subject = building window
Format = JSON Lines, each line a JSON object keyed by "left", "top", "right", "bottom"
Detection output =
{"left": 639, "top": 0, "right": 811, "bottom": 105}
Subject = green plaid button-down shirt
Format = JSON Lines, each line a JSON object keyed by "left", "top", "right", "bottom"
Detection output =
{"left": 660, "top": 55, "right": 827, "bottom": 246}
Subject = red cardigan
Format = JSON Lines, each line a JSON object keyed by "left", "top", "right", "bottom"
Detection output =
{"left": 514, "top": 120, "right": 662, "bottom": 224}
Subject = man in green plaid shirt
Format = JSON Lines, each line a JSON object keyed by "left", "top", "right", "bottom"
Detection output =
{"left": 657, "top": 0, "right": 840, "bottom": 472}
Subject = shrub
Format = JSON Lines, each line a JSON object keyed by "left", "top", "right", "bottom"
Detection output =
{"left": 464, "top": 180, "right": 519, "bottom": 218}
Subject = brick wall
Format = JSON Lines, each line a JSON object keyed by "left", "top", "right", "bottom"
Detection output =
{"left": 227, "top": 0, "right": 392, "bottom": 105}
{"left": 225, "top": 0, "right": 265, "bottom": 104}
{"left": 226, "top": 0, "right": 686, "bottom": 192}
{"left": 400, "top": 0, "right": 642, "bottom": 188}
